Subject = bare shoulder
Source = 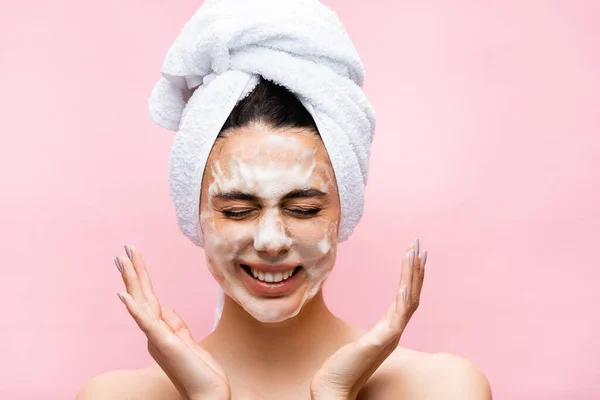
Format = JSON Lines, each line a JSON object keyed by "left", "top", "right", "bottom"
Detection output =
{"left": 75, "top": 365, "right": 180, "bottom": 400}
{"left": 360, "top": 347, "right": 492, "bottom": 400}
{"left": 426, "top": 351, "right": 492, "bottom": 398}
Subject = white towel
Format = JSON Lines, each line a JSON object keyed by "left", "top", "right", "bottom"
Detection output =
{"left": 149, "top": 0, "right": 376, "bottom": 248}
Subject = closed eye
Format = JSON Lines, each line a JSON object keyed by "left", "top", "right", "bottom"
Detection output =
{"left": 222, "top": 209, "right": 254, "bottom": 218}
{"left": 288, "top": 208, "right": 321, "bottom": 217}
{"left": 222, "top": 208, "right": 322, "bottom": 219}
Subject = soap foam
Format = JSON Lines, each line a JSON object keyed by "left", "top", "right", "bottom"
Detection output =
{"left": 201, "top": 132, "right": 338, "bottom": 323}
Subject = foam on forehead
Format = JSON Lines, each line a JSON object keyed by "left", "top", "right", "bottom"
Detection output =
{"left": 229, "top": 131, "right": 317, "bottom": 162}
{"left": 209, "top": 134, "right": 322, "bottom": 200}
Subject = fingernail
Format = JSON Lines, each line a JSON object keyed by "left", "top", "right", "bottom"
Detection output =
{"left": 414, "top": 238, "right": 420, "bottom": 256}
{"left": 402, "top": 285, "right": 408, "bottom": 302}
{"left": 117, "top": 292, "right": 125, "bottom": 304}
{"left": 420, "top": 250, "right": 427, "bottom": 268}
{"left": 114, "top": 257, "right": 123, "bottom": 273}
{"left": 124, "top": 245, "right": 132, "bottom": 261}
{"left": 409, "top": 249, "right": 415, "bottom": 268}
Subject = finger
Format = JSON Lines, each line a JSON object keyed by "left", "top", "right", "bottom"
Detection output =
{"left": 126, "top": 245, "right": 162, "bottom": 317}
{"left": 365, "top": 300, "right": 409, "bottom": 350}
{"left": 395, "top": 249, "right": 414, "bottom": 313}
{"left": 364, "top": 302, "right": 398, "bottom": 347}
{"left": 161, "top": 307, "right": 197, "bottom": 346}
{"left": 411, "top": 250, "right": 427, "bottom": 301}
{"left": 335, "top": 328, "right": 397, "bottom": 390}
{"left": 161, "top": 307, "right": 227, "bottom": 379}
{"left": 118, "top": 291, "right": 168, "bottom": 340}
{"left": 385, "top": 300, "right": 396, "bottom": 321}
{"left": 346, "top": 309, "right": 405, "bottom": 395}
{"left": 117, "top": 291, "right": 189, "bottom": 361}
{"left": 118, "top": 292, "right": 227, "bottom": 400}
{"left": 353, "top": 337, "right": 398, "bottom": 394}
{"left": 119, "top": 256, "right": 146, "bottom": 303}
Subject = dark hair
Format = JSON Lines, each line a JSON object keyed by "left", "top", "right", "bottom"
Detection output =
{"left": 218, "top": 78, "right": 319, "bottom": 137}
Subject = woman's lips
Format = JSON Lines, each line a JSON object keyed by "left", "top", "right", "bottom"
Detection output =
{"left": 239, "top": 264, "right": 303, "bottom": 297}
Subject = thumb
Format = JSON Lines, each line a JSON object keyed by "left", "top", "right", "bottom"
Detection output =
{"left": 161, "top": 307, "right": 196, "bottom": 347}
{"left": 161, "top": 307, "right": 227, "bottom": 379}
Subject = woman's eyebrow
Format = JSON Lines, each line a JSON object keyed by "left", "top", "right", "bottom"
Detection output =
{"left": 214, "top": 191, "right": 259, "bottom": 202}
{"left": 282, "top": 188, "right": 327, "bottom": 200}
{"left": 214, "top": 188, "right": 327, "bottom": 202}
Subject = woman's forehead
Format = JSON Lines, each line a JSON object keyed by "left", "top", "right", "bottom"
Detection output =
{"left": 204, "top": 126, "right": 337, "bottom": 194}
{"left": 209, "top": 127, "right": 331, "bottom": 169}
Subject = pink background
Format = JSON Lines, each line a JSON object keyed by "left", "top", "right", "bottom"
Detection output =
{"left": 1, "top": 0, "right": 598, "bottom": 398}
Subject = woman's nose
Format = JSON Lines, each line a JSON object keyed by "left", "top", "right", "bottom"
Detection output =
{"left": 253, "top": 212, "right": 292, "bottom": 256}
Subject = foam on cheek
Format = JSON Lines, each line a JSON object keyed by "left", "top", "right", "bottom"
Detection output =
{"left": 202, "top": 165, "right": 255, "bottom": 284}
{"left": 302, "top": 228, "right": 335, "bottom": 267}
{"left": 317, "top": 235, "right": 330, "bottom": 254}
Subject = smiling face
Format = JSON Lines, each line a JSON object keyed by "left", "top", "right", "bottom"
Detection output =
{"left": 199, "top": 123, "right": 340, "bottom": 323}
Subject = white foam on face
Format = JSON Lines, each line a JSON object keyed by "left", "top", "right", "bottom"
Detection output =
{"left": 201, "top": 132, "right": 338, "bottom": 323}
{"left": 253, "top": 208, "right": 293, "bottom": 252}
{"left": 317, "top": 235, "right": 330, "bottom": 254}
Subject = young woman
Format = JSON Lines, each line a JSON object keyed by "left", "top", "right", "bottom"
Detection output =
{"left": 77, "top": 0, "right": 492, "bottom": 398}
{"left": 77, "top": 79, "right": 491, "bottom": 400}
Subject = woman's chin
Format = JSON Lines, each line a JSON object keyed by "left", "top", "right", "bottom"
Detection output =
{"left": 231, "top": 283, "right": 311, "bottom": 323}
{"left": 242, "top": 296, "right": 305, "bottom": 323}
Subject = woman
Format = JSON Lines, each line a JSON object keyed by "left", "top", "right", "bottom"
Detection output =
{"left": 79, "top": 79, "right": 491, "bottom": 399}
{"left": 78, "top": 1, "right": 492, "bottom": 399}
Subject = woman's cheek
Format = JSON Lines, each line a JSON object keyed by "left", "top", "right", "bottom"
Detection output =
{"left": 207, "top": 221, "right": 256, "bottom": 261}
{"left": 202, "top": 216, "right": 236, "bottom": 279}
{"left": 291, "top": 217, "right": 337, "bottom": 260}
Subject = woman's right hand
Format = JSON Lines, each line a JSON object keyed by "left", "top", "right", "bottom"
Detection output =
{"left": 115, "top": 244, "right": 231, "bottom": 400}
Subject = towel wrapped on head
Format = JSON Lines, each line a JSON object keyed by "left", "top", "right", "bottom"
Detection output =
{"left": 148, "top": 0, "right": 376, "bottom": 248}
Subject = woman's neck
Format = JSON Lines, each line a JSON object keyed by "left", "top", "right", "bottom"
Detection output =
{"left": 201, "top": 290, "right": 362, "bottom": 380}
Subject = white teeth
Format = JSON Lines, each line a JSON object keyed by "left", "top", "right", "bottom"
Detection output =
{"left": 250, "top": 267, "right": 296, "bottom": 283}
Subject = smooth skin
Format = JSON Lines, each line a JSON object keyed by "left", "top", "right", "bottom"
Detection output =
{"left": 77, "top": 127, "right": 492, "bottom": 399}
{"left": 77, "top": 242, "right": 491, "bottom": 400}
{"left": 124, "top": 243, "right": 421, "bottom": 400}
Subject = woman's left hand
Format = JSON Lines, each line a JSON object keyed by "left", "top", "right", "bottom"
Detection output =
{"left": 310, "top": 239, "right": 427, "bottom": 400}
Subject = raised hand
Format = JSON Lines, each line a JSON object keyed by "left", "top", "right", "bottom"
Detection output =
{"left": 310, "top": 238, "right": 427, "bottom": 400}
{"left": 115, "top": 245, "right": 231, "bottom": 400}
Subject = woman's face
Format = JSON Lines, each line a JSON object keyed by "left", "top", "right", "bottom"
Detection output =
{"left": 199, "top": 124, "right": 340, "bottom": 323}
